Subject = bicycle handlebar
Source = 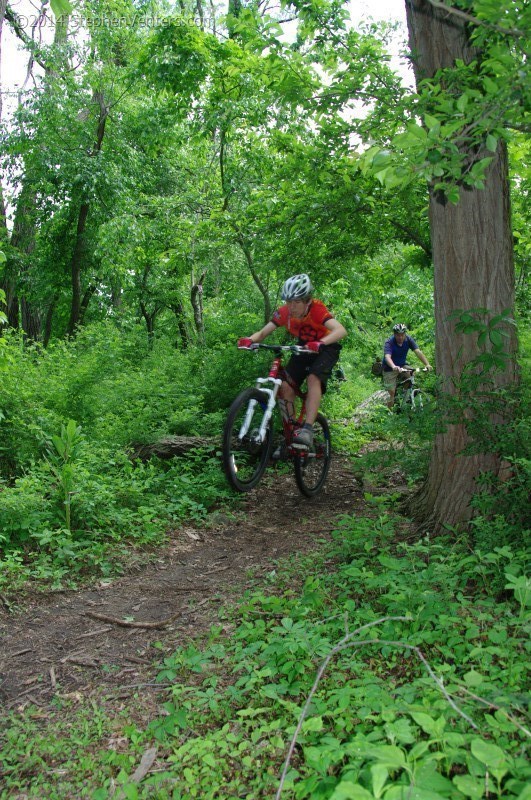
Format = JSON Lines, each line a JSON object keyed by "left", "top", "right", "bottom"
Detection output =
{"left": 238, "top": 343, "right": 312, "bottom": 354}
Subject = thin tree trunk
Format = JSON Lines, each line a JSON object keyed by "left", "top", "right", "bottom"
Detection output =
{"left": 42, "top": 291, "right": 59, "bottom": 347}
{"left": 78, "top": 281, "right": 99, "bottom": 326}
{"left": 139, "top": 300, "right": 159, "bottom": 345}
{"left": 171, "top": 300, "right": 189, "bottom": 348}
{"left": 0, "top": 0, "right": 13, "bottom": 329}
{"left": 4, "top": 6, "right": 70, "bottom": 339}
{"left": 191, "top": 270, "right": 206, "bottom": 342}
{"left": 10, "top": 187, "right": 40, "bottom": 340}
{"left": 237, "top": 235, "right": 271, "bottom": 323}
{"left": 405, "top": 0, "right": 517, "bottom": 532}
{"left": 66, "top": 91, "right": 108, "bottom": 336}
{"left": 66, "top": 203, "right": 90, "bottom": 336}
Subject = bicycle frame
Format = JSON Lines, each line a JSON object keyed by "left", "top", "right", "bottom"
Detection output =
{"left": 237, "top": 343, "right": 307, "bottom": 449}
{"left": 396, "top": 366, "right": 427, "bottom": 410}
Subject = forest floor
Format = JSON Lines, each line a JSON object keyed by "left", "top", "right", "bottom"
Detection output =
{"left": 0, "top": 455, "right": 386, "bottom": 724}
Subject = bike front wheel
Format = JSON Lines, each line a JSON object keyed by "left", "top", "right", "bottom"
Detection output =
{"left": 406, "top": 388, "right": 431, "bottom": 412}
{"left": 222, "top": 388, "right": 273, "bottom": 492}
{"left": 294, "top": 413, "right": 331, "bottom": 497}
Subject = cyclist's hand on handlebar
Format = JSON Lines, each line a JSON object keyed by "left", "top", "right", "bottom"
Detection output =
{"left": 237, "top": 337, "right": 254, "bottom": 349}
{"left": 306, "top": 341, "right": 322, "bottom": 353}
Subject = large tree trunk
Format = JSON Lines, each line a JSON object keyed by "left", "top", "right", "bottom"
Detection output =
{"left": 405, "top": 0, "right": 517, "bottom": 531}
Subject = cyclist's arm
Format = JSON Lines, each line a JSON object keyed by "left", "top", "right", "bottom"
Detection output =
{"left": 247, "top": 321, "right": 277, "bottom": 344}
{"left": 413, "top": 348, "right": 432, "bottom": 370}
{"left": 383, "top": 343, "right": 401, "bottom": 371}
{"left": 385, "top": 354, "right": 398, "bottom": 370}
{"left": 322, "top": 318, "right": 347, "bottom": 345}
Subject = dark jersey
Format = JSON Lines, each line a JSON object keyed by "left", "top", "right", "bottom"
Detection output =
{"left": 382, "top": 335, "right": 418, "bottom": 371}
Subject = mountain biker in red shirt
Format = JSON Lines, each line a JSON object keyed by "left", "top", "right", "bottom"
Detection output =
{"left": 238, "top": 274, "right": 347, "bottom": 448}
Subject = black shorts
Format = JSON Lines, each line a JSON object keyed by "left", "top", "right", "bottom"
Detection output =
{"left": 285, "top": 344, "right": 341, "bottom": 394}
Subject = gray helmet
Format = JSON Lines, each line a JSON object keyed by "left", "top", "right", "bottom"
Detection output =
{"left": 393, "top": 323, "right": 408, "bottom": 333}
{"left": 281, "top": 273, "right": 313, "bottom": 302}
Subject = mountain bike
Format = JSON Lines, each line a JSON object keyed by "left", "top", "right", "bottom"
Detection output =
{"left": 395, "top": 366, "right": 431, "bottom": 413}
{"left": 222, "top": 343, "right": 332, "bottom": 497}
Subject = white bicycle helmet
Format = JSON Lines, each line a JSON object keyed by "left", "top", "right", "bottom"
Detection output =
{"left": 281, "top": 273, "right": 313, "bottom": 302}
{"left": 393, "top": 323, "right": 408, "bottom": 333}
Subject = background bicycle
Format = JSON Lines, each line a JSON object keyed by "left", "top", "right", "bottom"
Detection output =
{"left": 394, "top": 366, "right": 431, "bottom": 413}
{"left": 222, "top": 343, "right": 332, "bottom": 497}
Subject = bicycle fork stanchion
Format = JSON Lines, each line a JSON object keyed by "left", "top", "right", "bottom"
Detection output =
{"left": 254, "top": 378, "right": 282, "bottom": 443}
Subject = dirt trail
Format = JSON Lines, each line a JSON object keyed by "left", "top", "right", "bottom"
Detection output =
{"left": 0, "top": 457, "right": 363, "bottom": 711}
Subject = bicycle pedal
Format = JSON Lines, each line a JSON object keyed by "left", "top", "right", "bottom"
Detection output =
{"left": 272, "top": 447, "right": 287, "bottom": 461}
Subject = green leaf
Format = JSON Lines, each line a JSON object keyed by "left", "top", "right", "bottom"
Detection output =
{"left": 371, "top": 764, "right": 388, "bottom": 798}
{"left": 483, "top": 77, "right": 499, "bottom": 94}
{"left": 410, "top": 712, "right": 441, "bottom": 737}
{"left": 329, "top": 782, "right": 373, "bottom": 800}
{"left": 302, "top": 716, "right": 324, "bottom": 732}
{"left": 470, "top": 739, "right": 509, "bottom": 781}
{"left": 489, "top": 329, "right": 503, "bottom": 347}
{"left": 424, "top": 114, "right": 440, "bottom": 131}
{"left": 486, "top": 134, "right": 498, "bottom": 152}
{"left": 456, "top": 93, "right": 469, "bottom": 112}
{"left": 365, "top": 745, "right": 407, "bottom": 770}
{"left": 453, "top": 775, "right": 484, "bottom": 799}
{"left": 463, "top": 669, "right": 484, "bottom": 687}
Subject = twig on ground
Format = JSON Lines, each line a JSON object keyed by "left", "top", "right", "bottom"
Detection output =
{"left": 84, "top": 596, "right": 212, "bottom": 629}
{"left": 457, "top": 685, "right": 531, "bottom": 738}
{"left": 75, "top": 626, "right": 113, "bottom": 638}
{"left": 84, "top": 610, "right": 183, "bottom": 629}
{"left": 113, "top": 747, "right": 158, "bottom": 798}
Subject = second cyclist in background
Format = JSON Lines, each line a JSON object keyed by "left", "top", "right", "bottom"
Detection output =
{"left": 237, "top": 274, "right": 347, "bottom": 448}
{"left": 382, "top": 323, "right": 432, "bottom": 409}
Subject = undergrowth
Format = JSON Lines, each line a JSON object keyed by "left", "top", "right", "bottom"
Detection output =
{"left": 1, "top": 514, "right": 528, "bottom": 799}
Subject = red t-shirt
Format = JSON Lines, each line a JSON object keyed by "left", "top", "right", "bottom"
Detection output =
{"left": 271, "top": 300, "right": 334, "bottom": 344}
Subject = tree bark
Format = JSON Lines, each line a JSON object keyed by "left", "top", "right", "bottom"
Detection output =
{"left": 66, "top": 91, "right": 108, "bottom": 336}
{"left": 405, "top": 0, "right": 517, "bottom": 532}
{"left": 130, "top": 435, "right": 215, "bottom": 461}
{"left": 4, "top": 6, "right": 70, "bottom": 340}
{"left": 191, "top": 269, "right": 206, "bottom": 342}
{"left": 171, "top": 300, "right": 189, "bottom": 348}
{"left": 139, "top": 299, "right": 160, "bottom": 344}
{"left": 10, "top": 187, "right": 40, "bottom": 340}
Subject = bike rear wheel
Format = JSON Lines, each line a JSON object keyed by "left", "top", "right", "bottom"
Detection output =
{"left": 293, "top": 413, "right": 331, "bottom": 497}
{"left": 222, "top": 388, "right": 273, "bottom": 492}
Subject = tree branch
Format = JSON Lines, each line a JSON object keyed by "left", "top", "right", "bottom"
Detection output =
{"left": 5, "top": 4, "right": 47, "bottom": 70}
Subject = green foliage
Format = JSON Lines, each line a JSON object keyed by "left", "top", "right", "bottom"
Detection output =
{"left": 357, "top": 0, "right": 530, "bottom": 202}
{"left": 4, "top": 513, "right": 527, "bottom": 798}
{"left": 0, "top": 324, "right": 239, "bottom": 587}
